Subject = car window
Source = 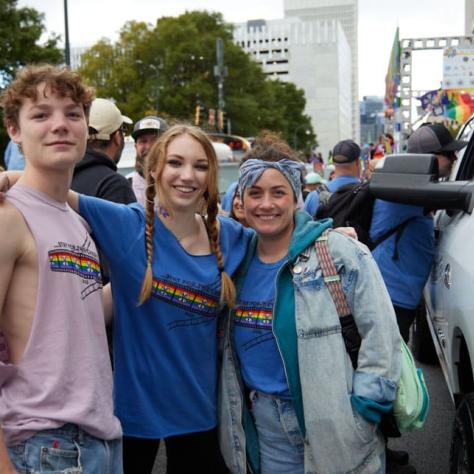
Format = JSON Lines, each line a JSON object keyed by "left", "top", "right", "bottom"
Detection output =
{"left": 454, "top": 131, "right": 474, "bottom": 182}
{"left": 218, "top": 162, "right": 240, "bottom": 197}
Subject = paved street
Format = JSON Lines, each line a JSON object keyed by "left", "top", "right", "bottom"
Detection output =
{"left": 152, "top": 360, "right": 454, "bottom": 473}
{"left": 389, "top": 361, "right": 455, "bottom": 474}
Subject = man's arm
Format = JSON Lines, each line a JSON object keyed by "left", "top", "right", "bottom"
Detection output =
{"left": 0, "top": 205, "right": 24, "bottom": 474}
{"left": 103, "top": 283, "right": 113, "bottom": 327}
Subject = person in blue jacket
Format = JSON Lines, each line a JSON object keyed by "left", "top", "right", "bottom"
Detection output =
{"left": 304, "top": 139, "right": 361, "bottom": 216}
{"left": 218, "top": 134, "right": 401, "bottom": 474}
{"left": 370, "top": 123, "right": 467, "bottom": 343}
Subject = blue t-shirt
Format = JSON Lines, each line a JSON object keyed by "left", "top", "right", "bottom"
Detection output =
{"left": 233, "top": 252, "right": 290, "bottom": 397}
{"left": 370, "top": 199, "right": 435, "bottom": 309}
{"left": 4, "top": 140, "right": 25, "bottom": 171}
{"left": 221, "top": 181, "right": 238, "bottom": 213}
{"left": 79, "top": 195, "right": 253, "bottom": 438}
{"left": 304, "top": 175, "right": 360, "bottom": 216}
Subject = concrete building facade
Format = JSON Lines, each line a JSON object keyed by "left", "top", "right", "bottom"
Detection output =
{"left": 234, "top": 17, "right": 353, "bottom": 157}
{"left": 284, "top": 0, "right": 359, "bottom": 141}
{"left": 466, "top": 0, "right": 474, "bottom": 35}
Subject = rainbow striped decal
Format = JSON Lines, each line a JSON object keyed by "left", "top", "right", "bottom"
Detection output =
{"left": 234, "top": 305, "right": 273, "bottom": 330}
{"left": 151, "top": 277, "right": 219, "bottom": 317}
{"left": 48, "top": 250, "right": 101, "bottom": 283}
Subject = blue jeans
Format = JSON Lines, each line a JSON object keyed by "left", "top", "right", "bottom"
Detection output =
{"left": 8, "top": 424, "right": 123, "bottom": 474}
{"left": 250, "top": 391, "right": 304, "bottom": 474}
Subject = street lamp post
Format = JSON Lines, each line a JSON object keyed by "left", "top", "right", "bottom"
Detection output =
{"left": 214, "top": 38, "right": 228, "bottom": 133}
{"left": 293, "top": 125, "right": 311, "bottom": 151}
{"left": 64, "top": 0, "right": 70, "bottom": 67}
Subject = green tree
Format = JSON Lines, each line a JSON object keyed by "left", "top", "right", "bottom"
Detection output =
{"left": 0, "top": 0, "right": 63, "bottom": 83}
{"left": 267, "top": 80, "right": 316, "bottom": 154}
{"left": 0, "top": 0, "right": 63, "bottom": 165}
{"left": 79, "top": 10, "right": 316, "bottom": 151}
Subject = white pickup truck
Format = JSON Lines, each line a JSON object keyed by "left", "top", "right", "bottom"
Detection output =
{"left": 369, "top": 123, "right": 474, "bottom": 474}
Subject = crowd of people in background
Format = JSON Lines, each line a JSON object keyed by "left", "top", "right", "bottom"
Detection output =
{"left": 0, "top": 63, "right": 467, "bottom": 474}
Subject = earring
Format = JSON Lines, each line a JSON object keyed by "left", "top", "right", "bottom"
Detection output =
{"left": 16, "top": 143, "right": 23, "bottom": 155}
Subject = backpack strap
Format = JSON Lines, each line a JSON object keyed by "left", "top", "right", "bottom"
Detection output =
{"left": 314, "top": 231, "right": 351, "bottom": 317}
{"left": 313, "top": 230, "right": 361, "bottom": 368}
{"left": 371, "top": 216, "right": 417, "bottom": 258}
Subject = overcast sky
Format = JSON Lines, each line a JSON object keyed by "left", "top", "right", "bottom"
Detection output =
{"left": 19, "top": 0, "right": 466, "bottom": 98}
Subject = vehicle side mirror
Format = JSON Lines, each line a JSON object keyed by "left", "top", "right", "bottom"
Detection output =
{"left": 370, "top": 154, "right": 474, "bottom": 213}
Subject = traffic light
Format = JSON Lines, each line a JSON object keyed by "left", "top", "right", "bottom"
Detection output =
{"left": 208, "top": 108, "right": 216, "bottom": 127}
{"left": 218, "top": 110, "right": 224, "bottom": 131}
{"left": 195, "top": 105, "right": 201, "bottom": 126}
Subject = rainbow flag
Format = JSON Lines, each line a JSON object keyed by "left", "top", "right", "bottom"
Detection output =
{"left": 417, "top": 89, "right": 474, "bottom": 124}
{"left": 443, "top": 90, "right": 474, "bottom": 123}
{"left": 385, "top": 27, "right": 401, "bottom": 106}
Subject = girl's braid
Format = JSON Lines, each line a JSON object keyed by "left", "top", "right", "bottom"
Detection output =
{"left": 206, "top": 197, "right": 236, "bottom": 307}
{"left": 138, "top": 178, "right": 157, "bottom": 305}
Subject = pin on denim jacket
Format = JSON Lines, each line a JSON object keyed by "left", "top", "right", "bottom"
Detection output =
{"left": 218, "top": 211, "right": 401, "bottom": 474}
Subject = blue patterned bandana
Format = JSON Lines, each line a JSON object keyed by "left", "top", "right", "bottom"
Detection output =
{"left": 239, "top": 158, "right": 304, "bottom": 201}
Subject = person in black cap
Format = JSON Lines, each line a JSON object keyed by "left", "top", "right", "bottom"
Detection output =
{"left": 129, "top": 115, "right": 168, "bottom": 205}
{"left": 303, "top": 138, "right": 361, "bottom": 216}
{"left": 407, "top": 122, "right": 467, "bottom": 178}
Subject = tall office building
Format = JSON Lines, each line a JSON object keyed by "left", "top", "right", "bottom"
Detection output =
{"left": 360, "top": 96, "right": 384, "bottom": 145}
{"left": 284, "top": 0, "right": 359, "bottom": 142}
{"left": 466, "top": 0, "right": 474, "bottom": 35}
{"left": 234, "top": 18, "right": 352, "bottom": 157}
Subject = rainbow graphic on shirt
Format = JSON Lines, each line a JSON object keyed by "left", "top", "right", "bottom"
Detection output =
{"left": 233, "top": 304, "right": 273, "bottom": 330}
{"left": 151, "top": 277, "right": 219, "bottom": 317}
{"left": 48, "top": 250, "right": 102, "bottom": 283}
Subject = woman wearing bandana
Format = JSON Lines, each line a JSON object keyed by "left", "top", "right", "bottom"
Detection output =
{"left": 218, "top": 134, "right": 401, "bottom": 474}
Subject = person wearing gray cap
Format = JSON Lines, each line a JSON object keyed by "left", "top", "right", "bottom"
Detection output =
{"left": 304, "top": 139, "right": 361, "bottom": 216}
{"left": 407, "top": 122, "right": 467, "bottom": 178}
{"left": 129, "top": 115, "right": 168, "bottom": 205}
{"left": 369, "top": 123, "right": 467, "bottom": 473}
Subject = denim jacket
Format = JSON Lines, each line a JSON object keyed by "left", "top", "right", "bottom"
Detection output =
{"left": 218, "top": 211, "right": 401, "bottom": 474}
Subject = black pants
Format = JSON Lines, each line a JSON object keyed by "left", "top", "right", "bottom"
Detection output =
{"left": 393, "top": 305, "right": 417, "bottom": 344}
{"left": 123, "top": 428, "right": 229, "bottom": 474}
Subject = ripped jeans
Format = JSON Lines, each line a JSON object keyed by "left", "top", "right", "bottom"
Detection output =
{"left": 8, "top": 424, "right": 123, "bottom": 474}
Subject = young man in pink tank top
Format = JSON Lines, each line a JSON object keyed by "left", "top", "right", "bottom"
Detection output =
{"left": 0, "top": 65, "right": 122, "bottom": 474}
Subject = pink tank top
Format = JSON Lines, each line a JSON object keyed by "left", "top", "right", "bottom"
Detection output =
{"left": 0, "top": 184, "right": 122, "bottom": 445}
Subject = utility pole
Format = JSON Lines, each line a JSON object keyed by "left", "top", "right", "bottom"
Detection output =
{"left": 64, "top": 0, "right": 70, "bottom": 67}
{"left": 214, "top": 38, "right": 228, "bottom": 133}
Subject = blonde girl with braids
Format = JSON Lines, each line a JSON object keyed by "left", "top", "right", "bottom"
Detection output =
{"left": 34, "top": 124, "right": 254, "bottom": 473}
{"left": 138, "top": 124, "right": 236, "bottom": 308}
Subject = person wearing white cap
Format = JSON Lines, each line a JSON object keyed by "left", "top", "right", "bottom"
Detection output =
{"left": 72, "top": 98, "right": 135, "bottom": 205}
{"left": 72, "top": 99, "right": 136, "bottom": 285}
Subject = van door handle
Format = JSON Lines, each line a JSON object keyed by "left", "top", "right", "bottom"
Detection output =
{"left": 443, "top": 263, "right": 452, "bottom": 289}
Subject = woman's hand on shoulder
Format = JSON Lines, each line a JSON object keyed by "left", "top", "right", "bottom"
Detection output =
{"left": 0, "top": 171, "right": 21, "bottom": 202}
{"left": 334, "top": 226, "right": 358, "bottom": 240}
